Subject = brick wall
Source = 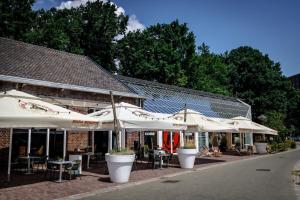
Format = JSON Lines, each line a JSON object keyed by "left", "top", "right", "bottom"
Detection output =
{"left": 67, "top": 131, "right": 89, "bottom": 152}
{"left": 0, "top": 81, "right": 139, "bottom": 110}
{"left": 0, "top": 128, "right": 10, "bottom": 150}
{"left": 126, "top": 132, "right": 144, "bottom": 149}
{"left": 0, "top": 129, "right": 10, "bottom": 166}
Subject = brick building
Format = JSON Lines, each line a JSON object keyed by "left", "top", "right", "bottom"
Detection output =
{"left": 0, "top": 37, "right": 253, "bottom": 162}
{"left": 0, "top": 37, "right": 142, "bottom": 163}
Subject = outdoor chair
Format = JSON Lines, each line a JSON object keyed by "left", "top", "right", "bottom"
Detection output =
{"left": 232, "top": 145, "right": 252, "bottom": 156}
{"left": 146, "top": 150, "right": 154, "bottom": 168}
{"left": 11, "top": 158, "right": 27, "bottom": 174}
{"left": 152, "top": 154, "right": 161, "bottom": 169}
{"left": 162, "top": 153, "right": 172, "bottom": 168}
{"left": 44, "top": 161, "right": 58, "bottom": 180}
{"left": 64, "top": 160, "right": 81, "bottom": 180}
{"left": 90, "top": 153, "right": 105, "bottom": 168}
{"left": 32, "top": 156, "right": 47, "bottom": 173}
{"left": 199, "top": 145, "right": 213, "bottom": 157}
{"left": 212, "top": 146, "right": 223, "bottom": 157}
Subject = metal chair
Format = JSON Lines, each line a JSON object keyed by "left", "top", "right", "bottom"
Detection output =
{"left": 64, "top": 160, "right": 81, "bottom": 180}
{"left": 44, "top": 161, "right": 58, "bottom": 180}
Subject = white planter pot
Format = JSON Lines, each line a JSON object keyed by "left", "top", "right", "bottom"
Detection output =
{"left": 105, "top": 153, "right": 135, "bottom": 183}
{"left": 177, "top": 148, "right": 198, "bottom": 169}
{"left": 255, "top": 143, "right": 267, "bottom": 154}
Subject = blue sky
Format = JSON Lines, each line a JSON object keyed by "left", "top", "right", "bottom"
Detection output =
{"left": 33, "top": 0, "right": 300, "bottom": 76}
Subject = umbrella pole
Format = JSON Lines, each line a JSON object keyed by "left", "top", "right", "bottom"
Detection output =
{"left": 46, "top": 128, "right": 50, "bottom": 160}
{"left": 194, "top": 132, "right": 199, "bottom": 152}
{"left": 121, "top": 129, "right": 126, "bottom": 148}
{"left": 170, "top": 132, "right": 173, "bottom": 153}
{"left": 180, "top": 131, "right": 184, "bottom": 147}
{"left": 63, "top": 129, "right": 66, "bottom": 161}
{"left": 92, "top": 131, "right": 95, "bottom": 154}
{"left": 7, "top": 128, "right": 13, "bottom": 182}
{"left": 110, "top": 91, "right": 120, "bottom": 150}
{"left": 108, "top": 130, "right": 113, "bottom": 151}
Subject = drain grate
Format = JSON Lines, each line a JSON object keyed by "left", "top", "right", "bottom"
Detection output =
{"left": 256, "top": 169, "right": 271, "bottom": 172}
{"left": 162, "top": 180, "right": 180, "bottom": 183}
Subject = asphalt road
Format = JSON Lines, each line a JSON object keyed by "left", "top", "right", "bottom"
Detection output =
{"left": 81, "top": 149, "right": 300, "bottom": 200}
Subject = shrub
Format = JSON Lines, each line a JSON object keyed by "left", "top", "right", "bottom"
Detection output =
{"left": 277, "top": 143, "right": 286, "bottom": 151}
{"left": 270, "top": 143, "right": 278, "bottom": 152}
{"left": 291, "top": 141, "right": 297, "bottom": 149}
{"left": 183, "top": 140, "right": 196, "bottom": 149}
{"left": 109, "top": 148, "right": 134, "bottom": 155}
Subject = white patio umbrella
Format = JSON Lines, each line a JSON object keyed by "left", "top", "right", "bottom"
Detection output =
{"left": 230, "top": 116, "right": 278, "bottom": 135}
{"left": 168, "top": 109, "right": 237, "bottom": 133}
{"left": 0, "top": 90, "right": 101, "bottom": 130}
{"left": 88, "top": 102, "right": 186, "bottom": 132}
{"left": 0, "top": 90, "right": 101, "bottom": 181}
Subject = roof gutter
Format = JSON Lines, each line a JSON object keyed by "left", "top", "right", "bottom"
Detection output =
{"left": 0, "top": 75, "right": 144, "bottom": 99}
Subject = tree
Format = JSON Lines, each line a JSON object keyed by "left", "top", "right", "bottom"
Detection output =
{"left": 190, "top": 43, "right": 232, "bottom": 96}
{"left": 117, "top": 20, "right": 196, "bottom": 87}
{"left": 23, "top": 0, "right": 128, "bottom": 72}
{"left": 225, "top": 46, "right": 291, "bottom": 120}
{"left": 0, "top": 0, "right": 35, "bottom": 39}
{"left": 286, "top": 88, "right": 300, "bottom": 133}
{"left": 264, "top": 111, "right": 289, "bottom": 139}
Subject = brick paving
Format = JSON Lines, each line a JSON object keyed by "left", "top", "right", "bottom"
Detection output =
{"left": 0, "top": 154, "right": 257, "bottom": 200}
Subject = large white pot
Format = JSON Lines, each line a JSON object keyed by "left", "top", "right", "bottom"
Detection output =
{"left": 255, "top": 143, "right": 267, "bottom": 154}
{"left": 177, "top": 148, "right": 198, "bottom": 169}
{"left": 105, "top": 153, "right": 135, "bottom": 183}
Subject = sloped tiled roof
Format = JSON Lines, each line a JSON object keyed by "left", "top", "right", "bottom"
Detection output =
{"left": 0, "top": 37, "right": 133, "bottom": 94}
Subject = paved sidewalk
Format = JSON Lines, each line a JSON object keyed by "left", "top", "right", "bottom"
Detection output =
{"left": 0, "top": 154, "right": 257, "bottom": 200}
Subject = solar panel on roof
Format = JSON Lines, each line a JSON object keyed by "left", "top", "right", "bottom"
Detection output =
{"left": 125, "top": 82, "right": 250, "bottom": 119}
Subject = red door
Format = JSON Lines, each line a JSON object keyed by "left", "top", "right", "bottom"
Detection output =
{"left": 162, "top": 131, "right": 180, "bottom": 153}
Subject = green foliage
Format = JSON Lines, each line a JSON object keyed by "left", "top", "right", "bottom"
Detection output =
{"left": 109, "top": 148, "right": 134, "bottom": 155}
{"left": 264, "top": 111, "right": 289, "bottom": 139}
{"left": 183, "top": 140, "right": 196, "bottom": 149}
{"left": 269, "top": 140, "right": 296, "bottom": 152}
{"left": 0, "top": 0, "right": 36, "bottom": 39}
{"left": 290, "top": 141, "right": 297, "bottom": 149}
{"left": 225, "top": 46, "right": 292, "bottom": 120}
{"left": 190, "top": 43, "right": 232, "bottom": 96}
{"left": 286, "top": 89, "right": 300, "bottom": 133}
{"left": 23, "top": 1, "right": 128, "bottom": 72}
{"left": 117, "top": 20, "right": 196, "bottom": 87}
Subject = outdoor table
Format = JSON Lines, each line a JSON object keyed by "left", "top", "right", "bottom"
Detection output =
{"left": 154, "top": 150, "right": 167, "bottom": 169}
{"left": 82, "top": 152, "right": 94, "bottom": 169}
{"left": 48, "top": 160, "right": 74, "bottom": 183}
{"left": 18, "top": 156, "right": 41, "bottom": 174}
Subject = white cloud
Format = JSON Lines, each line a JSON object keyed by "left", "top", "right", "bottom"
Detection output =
{"left": 127, "top": 15, "right": 145, "bottom": 33}
{"left": 57, "top": 0, "right": 145, "bottom": 35}
{"left": 57, "top": 0, "right": 98, "bottom": 9}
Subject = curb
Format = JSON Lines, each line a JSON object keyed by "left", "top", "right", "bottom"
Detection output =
{"left": 56, "top": 148, "right": 300, "bottom": 200}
